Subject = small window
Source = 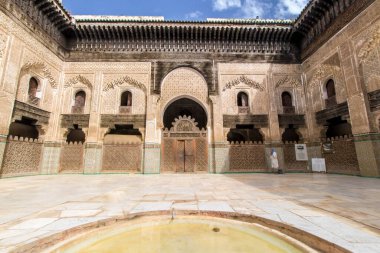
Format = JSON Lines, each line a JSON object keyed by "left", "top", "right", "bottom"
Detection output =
{"left": 237, "top": 92, "right": 249, "bottom": 107}
{"left": 28, "top": 77, "right": 39, "bottom": 98}
{"left": 326, "top": 79, "right": 336, "bottom": 98}
{"left": 281, "top": 92, "right": 292, "bottom": 107}
{"left": 121, "top": 91, "right": 132, "bottom": 106}
{"left": 74, "top": 91, "right": 86, "bottom": 108}
{"left": 324, "top": 79, "right": 337, "bottom": 108}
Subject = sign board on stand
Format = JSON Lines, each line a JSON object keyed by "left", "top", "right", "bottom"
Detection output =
{"left": 312, "top": 158, "right": 326, "bottom": 172}
{"left": 295, "top": 144, "right": 308, "bottom": 161}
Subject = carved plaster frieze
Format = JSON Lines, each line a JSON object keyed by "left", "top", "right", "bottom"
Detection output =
{"left": 103, "top": 75, "right": 147, "bottom": 93}
{"left": 0, "top": 12, "right": 62, "bottom": 69}
{"left": 222, "top": 75, "right": 265, "bottom": 92}
{"left": 64, "top": 75, "right": 93, "bottom": 89}
{"left": 169, "top": 115, "right": 201, "bottom": 132}
{"left": 21, "top": 62, "right": 58, "bottom": 89}
{"left": 275, "top": 76, "right": 302, "bottom": 89}
{"left": 358, "top": 26, "right": 380, "bottom": 63}
{"left": 0, "top": 32, "right": 7, "bottom": 59}
{"left": 308, "top": 64, "right": 342, "bottom": 89}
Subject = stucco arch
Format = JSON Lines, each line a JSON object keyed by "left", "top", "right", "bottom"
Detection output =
{"left": 161, "top": 96, "right": 209, "bottom": 130}
{"left": 160, "top": 67, "right": 209, "bottom": 107}
{"left": 159, "top": 67, "right": 210, "bottom": 128}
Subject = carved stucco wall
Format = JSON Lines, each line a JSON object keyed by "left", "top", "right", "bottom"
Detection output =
{"left": 219, "top": 64, "right": 268, "bottom": 115}
{"left": 273, "top": 75, "right": 305, "bottom": 114}
{"left": 161, "top": 67, "right": 209, "bottom": 106}
{"left": 101, "top": 73, "right": 148, "bottom": 114}
{"left": 62, "top": 74, "right": 94, "bottom": 114}
{"left": 354, "top": 21, "right": 380, "bottom": 93}
{"left": 305, "top": 59, "right": 348, "bottom": 113}
{"left": 0, "top": 28, "right": 9, "bottom": 83}
{"left": 160, "top": 67, "right": 209, "bottom": 129}
{"left": 0, "top": 10, "right": 62, "bottom": 114}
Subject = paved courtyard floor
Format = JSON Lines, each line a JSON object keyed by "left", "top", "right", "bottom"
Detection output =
{"left": 0, "top": 173, "right": 379, "bottom": 252}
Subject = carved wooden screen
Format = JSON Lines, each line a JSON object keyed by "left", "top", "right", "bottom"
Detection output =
{"left": 60, "top": 142, "right": 84, "bottom": 173}
{"left": 229, "top": 142, "right": 267, "bottom": 172}
{"left": 323, "top": 137, "right": 359, "bottom": 175}
{"left": 102, "top": 143, "right": 142, "bottom": 172}
{"left": 1, "top": 137, "right": 43, "bottom": 177}
{"left": 161, "top": 116, "right": 208, "bottom": 173}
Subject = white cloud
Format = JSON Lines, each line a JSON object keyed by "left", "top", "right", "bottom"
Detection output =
{"left": 276, "top": 0, "right": 308, "bottom": 17}
{"left": 213, "top": 0, "right": 241, "bottom": 11}
{"left": 185, "top": 11, "right": 203, "bottom": 20}
{"left": 241, "top": 0, "right": 272, "bottom": 18}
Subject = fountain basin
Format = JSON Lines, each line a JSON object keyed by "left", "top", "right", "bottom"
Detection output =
{"left": 47, "top": 216, "right": 317, "bottom": 253}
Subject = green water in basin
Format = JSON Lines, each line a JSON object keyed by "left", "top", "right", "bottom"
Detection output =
{"left": 53, "top": 217, "right": 312, "bottom": 253}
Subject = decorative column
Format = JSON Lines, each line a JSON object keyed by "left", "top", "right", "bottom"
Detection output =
{"left": 209, "top": 95, "right": 229, "bottom": 173}
{"left": 143, "top": 94, "right": 161, "bottom": 174}
{"left": 40, "top": 72, "right": 64, "bottom": 175}
{"left": 302, "top": 72, "right": 323, "bottom": 171}
{"left": 340, "top": 42, "right": 380, "bottom": 177}
{"left": 83, "top": 71, "right": 103, "bottom": 174}
{"left": 266, "top": 70, "right": 284, "bottom": 171}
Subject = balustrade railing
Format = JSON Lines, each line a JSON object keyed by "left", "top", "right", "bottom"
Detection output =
{"left": 283, "top": 106, "right": 295, "bottom": 114}
{"left": 325, "top": 96, "right": 337, "bottom": 108}
{"left": 71, "top": 106, "right": 84, "bottom": 114}
{"left": 238, "top": 106, "right": 249, "bottom": 114}
{"left": 119, "top": 106, "right": 132, "bottom": 114}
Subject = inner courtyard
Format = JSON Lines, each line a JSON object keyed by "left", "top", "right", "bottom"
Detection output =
{"left": 0, "top": 0, "right": 379, "bottom": 252}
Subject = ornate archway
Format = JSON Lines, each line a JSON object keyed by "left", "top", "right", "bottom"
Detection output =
{"left": 161, "top": 100, "right": 208, "bottom": 173}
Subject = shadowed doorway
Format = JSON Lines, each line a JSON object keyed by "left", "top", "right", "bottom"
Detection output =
{"left": 161, "top": 98, "right": 208, "bottom": 173}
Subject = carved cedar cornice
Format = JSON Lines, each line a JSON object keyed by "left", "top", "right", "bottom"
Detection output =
{"left": 358, "top": 26, "right": 380, "bottom": 63}
{"left": 222, "top": 76, "right": 265, "bottom": 92}
{"left": 103, "top": 75, "right": 147, "bottom": 93}
{"left": 21, "top": 62, "right": 58, "bottom": 89}
{"left": 64, "top": 75, "right": 93, "bottom": 89}
{"left": 275, "top": 76, "right": 302, "bottom": 89}
{"left": 308, "top": 64, "right": 342, "bottom": 88}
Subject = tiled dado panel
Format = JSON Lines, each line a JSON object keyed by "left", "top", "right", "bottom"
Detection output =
{"left": 143, "top": 144, "right": 161, "bottom": 174}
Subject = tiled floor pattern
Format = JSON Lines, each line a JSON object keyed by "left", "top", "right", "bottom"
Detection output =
{"left": 0, "top": 174, "right": 379, "bottom": 252}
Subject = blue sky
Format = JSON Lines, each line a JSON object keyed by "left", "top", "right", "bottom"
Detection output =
{"left": 63, "top": 0, "right": 309, "bottom": 20}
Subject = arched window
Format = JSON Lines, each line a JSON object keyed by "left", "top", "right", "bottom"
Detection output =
{"left": 325, "top": 79, "right": 337, "bottom": 108}
{"left": 121, "top": 91, "right": 132, "bottom": 106}
{"left": 28, "top": 77, "right": 40, "bottom": 105}
{"left": 72, "top": 91, "right": 86, "bottom": 114}
{"left": 120, "top": 91, "right": 132, "bottom": 114}
{"left": 237, "top": 92, "right": 249, "bottom": 107}
{"left": 281, "top": 91, "right": 295, "bottom": 114}
{"left": 326, "top": 79, "right": 336, "bottom": 98}
{"left": 237, "top": 92, "right": 249, "bottom": 114}
{"left": 74, "top": 91, "right": 86, "bottom": 107}
{"left": 281, "top": 92, "right": 292, "bottom": 107}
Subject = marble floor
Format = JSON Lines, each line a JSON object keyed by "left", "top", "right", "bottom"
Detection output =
{"left": 0, "top": 173, "right": 379, "bottom": 252}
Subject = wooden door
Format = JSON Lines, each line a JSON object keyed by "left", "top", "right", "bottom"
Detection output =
{"left": 185, "top": 140, "right": 194, "bottom": 172}
{"left": 177, "top": 140, "right": 185, "bottom": 172}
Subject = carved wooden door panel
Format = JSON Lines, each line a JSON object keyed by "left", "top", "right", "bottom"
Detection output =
{"left": 185, "top": 140, "right": 195, "bottom": 172}
{"left": 161, "top": 116, "right": 208, "bottom": 173}
{"left": 177, "top": 140, "right": 185, "bottom": 172}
